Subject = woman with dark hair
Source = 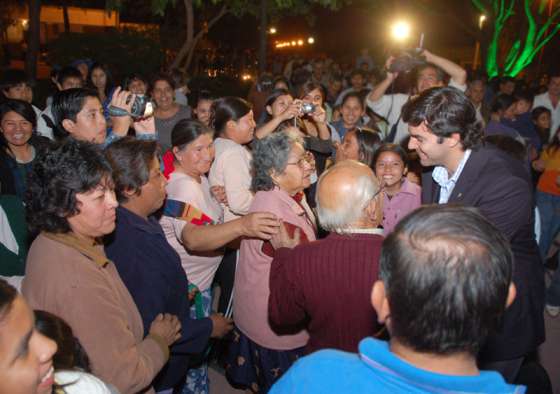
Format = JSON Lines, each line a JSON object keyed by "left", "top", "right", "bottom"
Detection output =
{"left": 209, "top": 97, "right": 256, "bottom": 221}
{"left": 22, "top": 140, "right": 182, "bottom": 394}
{"left": 88, "top": 63, "right": 113, "bottom": 105}
{"left": 256, "top": 89, "right": 301, "bottom": 137}
{"left": 208, "top": 96, "right": 256, "bottom": 316}
{"left": 226, "top": 131, "right": 315, "bottom": 393}
{"left": 331, "top": 92, "right": 365, "bottom": 141}
{"left": 372, "top": 143, "right": 421, "bottom": 234}
{"left": 151, "top": 74, "right": 192, "bottom": 151}
{"left": 335, "top": 127, "right": 381, "bottom": 167}
{"left": 160, "top": 119, "right": 224, "bottom": 392}
{"left": 0, "top": 99, "right": 49, "bottom": 198}
{"left": 0, "top": 279, "right": 57, "bottom": 394}
{"left": 298, "top": 81, "right": 332, "bottom": 139}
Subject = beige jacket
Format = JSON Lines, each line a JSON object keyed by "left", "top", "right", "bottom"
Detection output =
{"left": 22, "top": 233, "right": 168, "bottom": 394}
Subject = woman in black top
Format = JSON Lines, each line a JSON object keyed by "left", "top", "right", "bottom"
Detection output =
{"left": 0, "top": 99, "right": 50, "bottom": 199}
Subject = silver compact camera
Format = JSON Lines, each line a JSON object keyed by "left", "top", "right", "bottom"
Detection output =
{"left": 301, "top": 102, "right": 316, "bottom": 114}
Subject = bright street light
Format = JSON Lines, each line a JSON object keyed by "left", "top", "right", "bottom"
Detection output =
{"left": 391, "top": 21, "right": 411, "bottom": 42}
{"left": 479, "top": 15, "right": 486, "bottom": 29}
{"left": 307, "top": 37, "right": 315, "bottom": 44}
{"left": 269, "top": 27, "right": 277, "bottom": 34}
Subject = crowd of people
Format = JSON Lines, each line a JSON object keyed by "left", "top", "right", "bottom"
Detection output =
{"left": 0, "top": 46, "right": 558, "bottom": 394}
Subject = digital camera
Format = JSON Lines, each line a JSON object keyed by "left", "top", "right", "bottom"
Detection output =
{"left": 301, "top": 102, "right": 316, "bottom": 114}
{"left": 108, "top": 95, "right": 154, "bottom": 119}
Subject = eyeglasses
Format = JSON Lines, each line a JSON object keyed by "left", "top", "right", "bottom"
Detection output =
{"left": 286, "top": 157, "right": 308, "bottom": 169}
{"left": 286, "top": 151, "right": 314, "bottom": 169}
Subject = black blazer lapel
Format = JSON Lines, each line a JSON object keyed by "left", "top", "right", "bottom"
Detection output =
{"left": 448, "top": 148, "right": 489, "bottom": 203}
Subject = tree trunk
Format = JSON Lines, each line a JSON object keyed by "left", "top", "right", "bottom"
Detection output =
{"left": 258, "top": 0, "right": 267, "bottom": 74}
{"left": 25, "top": 0, "right": 41, "bottom": 83}
{"left": 170, "top": 0, "right": 194, "bottom": 70}
{"left": 62, "top": 4, "right": 70, "bottom": 33}
{"left": 181, "top": 5, "right": 228, "bottom": 73}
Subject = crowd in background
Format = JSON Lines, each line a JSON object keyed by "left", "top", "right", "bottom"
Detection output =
{"left": 0, "top": 46, "right": 559, "bottom": 394}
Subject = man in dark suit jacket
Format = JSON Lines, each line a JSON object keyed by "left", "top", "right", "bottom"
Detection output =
{"left": 402, "top": 86, "right": 545, "bottom": 383}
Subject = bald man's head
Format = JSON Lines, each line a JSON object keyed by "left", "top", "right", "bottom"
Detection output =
{"left": 316, "top": 160, "right": 381, "bottom": 233}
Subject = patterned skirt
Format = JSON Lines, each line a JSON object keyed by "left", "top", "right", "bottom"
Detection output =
{"left": 224, "top": 327, "right": 305, "bottom": 393}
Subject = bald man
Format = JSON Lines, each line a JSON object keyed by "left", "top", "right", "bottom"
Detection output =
{"left": 268, "top": 160, "right": 385, "bottom": 354}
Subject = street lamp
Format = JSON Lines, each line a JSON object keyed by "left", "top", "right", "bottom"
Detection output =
{"left": 478, "top": 15, "right": 486, "bottom": 29}
{"left": 391, "top": 21, "right": 411, "bottom": 42}
{"left": 473, "top": 14, "right": 486, "bottom": 70}
{"left": 269, "top": 27, "right": 277, "bottom": 34}
{"left": 307, "top": 37, "right": 315, "bottom": 44}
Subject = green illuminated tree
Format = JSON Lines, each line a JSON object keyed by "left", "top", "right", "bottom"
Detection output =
{"left": 472, "top": 0, "right": 560, "bottom": 77}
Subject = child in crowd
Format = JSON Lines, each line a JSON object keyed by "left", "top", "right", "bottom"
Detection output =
{"left": 373, "top": 143, "right": 421, "bottom": 234}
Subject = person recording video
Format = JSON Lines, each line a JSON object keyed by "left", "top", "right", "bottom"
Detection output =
{"left": 366, "top": 49, "right": 467, "bottom": 143}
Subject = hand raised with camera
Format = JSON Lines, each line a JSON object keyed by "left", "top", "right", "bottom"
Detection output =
{"left": 279, "top": 100, "right": 302, "bottom": 121}
{"left": 110, "top": 86, "right": 135, "bottom": 136}
{"left": 310, "top": 104, "right": 327, "bottom": 124}
{"left": 149, "top": 313, "right": 182, "bottom": 346}
{"left": 209, "top": 313, "right": 234, "bottom": 338}
{"left": 384, "top": 56, "right": 399, "bottom": 81}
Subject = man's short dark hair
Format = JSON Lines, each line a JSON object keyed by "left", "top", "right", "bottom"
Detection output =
{"left": 56, "top": 66, "right": 83, "bottom": 87}
{"left": 402, "top": 86, "right": 483, "bottom": 150}
{"left": 51, "top": 88, "right": 99, "bottom": 141}
{"left": 26, "top": 140, "right": 112, "bottom": 234}
{"left": 104, "top": 137, "right": 159, "bottom": 204}
{"left": 380, "top": 205, "right": 513, "bottom": 356}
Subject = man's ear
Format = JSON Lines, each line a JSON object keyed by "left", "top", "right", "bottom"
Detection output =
{"left": 371, "top": 280, "right": 391, "bottom": 324}
{"left": 364, "top": 194, "right": 382, "bottom": 225}
{"left": 61, "top": 119, "right": 76, "bottom": 135}
{"left": 266, "top": 105, "right": 273, "bottom": 116}
{"left": 446, "top": 132, "right": 462, "bottom": 148}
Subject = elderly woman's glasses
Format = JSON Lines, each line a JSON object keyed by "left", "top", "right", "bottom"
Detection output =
{"left": 287, "top": 151, "right": 314, "bottom": 169}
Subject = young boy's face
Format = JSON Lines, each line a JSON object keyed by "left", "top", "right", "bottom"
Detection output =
{"left": 63, "top": 96, "right": 107, "bottom": 144}
{"left": 514, "top": 99, "right": 531, "bottom": 116}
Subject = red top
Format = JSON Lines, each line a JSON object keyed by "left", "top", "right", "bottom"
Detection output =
{"left": 268, "top": 232, "right": 384, "bottom": 354}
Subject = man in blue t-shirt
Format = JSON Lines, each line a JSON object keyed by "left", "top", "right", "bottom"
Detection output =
{"left": 270, "top": 205, "right": 526, "bottom": 394}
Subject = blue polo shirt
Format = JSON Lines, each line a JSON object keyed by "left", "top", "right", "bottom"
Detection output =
{"left": 105, "top": 206, "right": 213, "bottom": 391}
{"left": 270, "top": 338, "right": 526, "bottom": 393}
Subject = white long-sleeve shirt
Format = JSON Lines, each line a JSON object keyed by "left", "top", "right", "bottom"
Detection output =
{"left": 208, "top": 137, "right": 254, "bottom": 222}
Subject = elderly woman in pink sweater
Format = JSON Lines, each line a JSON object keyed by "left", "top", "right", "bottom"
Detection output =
{"left": 225, "top": 130, "right": 316, "bottom": 393}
